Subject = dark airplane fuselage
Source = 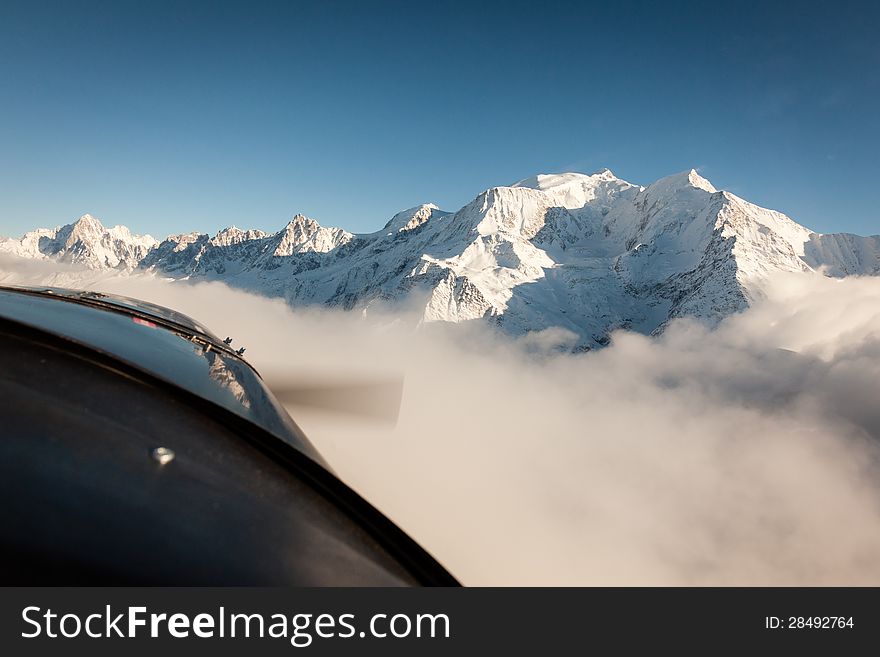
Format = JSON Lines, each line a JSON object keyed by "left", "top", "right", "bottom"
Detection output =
{"left": 0, "top": 286, "right": 457, "bottom": 586}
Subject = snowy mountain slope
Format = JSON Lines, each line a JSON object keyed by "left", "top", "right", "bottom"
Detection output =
{"left": 0, "top": 214, "right": 157, "bottom": 270}
{"left": 137, "top": 214, "right": 353, "bottom": 279}
{"left": 803, "top": 232, "right": 880, "bottom": 276}
{"left": 2, "top": 170, "right": 877, "bottom": 348}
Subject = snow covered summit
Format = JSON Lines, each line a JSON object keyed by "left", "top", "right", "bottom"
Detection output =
{"left": 2, "top": 170, "right": 879, "bottom": 348}
{"left": 0, "top": 214, "right": 157, "bottom": 269}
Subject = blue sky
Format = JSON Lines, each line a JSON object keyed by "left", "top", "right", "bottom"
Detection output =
{"left": 0, "top": 0, "right": 878, "bottom": 238}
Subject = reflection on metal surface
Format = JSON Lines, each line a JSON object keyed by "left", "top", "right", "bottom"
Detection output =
{"left": 205, "top": 348, "right": 252, "bottom": 409}
{"left": 151, "top": 447, "right": 176, "bottom": 465}
{"left": 0, "top": 287, "right": 323, "bottom": 463}
{"left": 3, "top": 285, "right": 223, "bottom": 348}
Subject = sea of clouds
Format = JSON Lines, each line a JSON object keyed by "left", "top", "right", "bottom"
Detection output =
{"left": 3, "top": 254, "right": 880, "bottom": 585}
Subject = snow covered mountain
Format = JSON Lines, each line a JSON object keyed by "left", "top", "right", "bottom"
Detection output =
{"left": 0, "top": 214, "right": 157, "bottom": 270}
{"left": 2, "top": 170, "right": 878, "bottom": 348}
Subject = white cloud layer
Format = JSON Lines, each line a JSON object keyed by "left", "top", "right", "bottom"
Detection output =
{"left": 3, "top": 255, "right": 880, "bottom": 585}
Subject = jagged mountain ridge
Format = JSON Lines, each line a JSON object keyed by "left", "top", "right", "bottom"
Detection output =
{"left": 0, "top": 213, "right": 158, "bottom": 269}
{"left": 2, "top": 169, "right": 878, "bottom": 347}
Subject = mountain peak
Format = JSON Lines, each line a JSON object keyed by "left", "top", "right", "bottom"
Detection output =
{"left": 511, "top": 170, "right": 626, "bottom": 192}
{"left": 3, "top": 166, "right": 879, "bottom": 349}
{"left": 211, "top": 225, "right": 267, "bottom": 247}
{"left": 270, "top": 214, "right": 351, "bottom": 256}
{"left": 0, "top": 211, "right": 157, "bottom": 270}
{"left": 384, "top": 203, "right": 442, "bottom": 233}
{"left": 216, "top": 225, "right": 257, "bottom": 239}
{"left": 72, "top": 213, "right": 104, "bottom": 230}
{"left": 285, "top": 214, "right": 319, "bottom": 229}
{"left": 591, "top": 167, "right": 617, "bottom": 180}
{"left": 644, "top": 169, "right": 717, "bottom": 199}
{"left": 685, "top": 169, "right": 716, "bottom": 193}
{"left": 63, "top": 213, "right": 107, "bottom": 248}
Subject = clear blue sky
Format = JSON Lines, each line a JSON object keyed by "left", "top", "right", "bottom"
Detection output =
{"left": 0, "top": 0, "right": 878, "bottom": 238}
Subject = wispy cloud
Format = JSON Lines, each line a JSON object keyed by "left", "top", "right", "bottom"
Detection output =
{"left": 2, "top": 258, "right": 880, "bottom": 585}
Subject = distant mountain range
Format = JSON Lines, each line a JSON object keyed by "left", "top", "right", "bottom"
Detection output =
{"left": 3, "top": 169, "right": 878, "bottom": 348}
